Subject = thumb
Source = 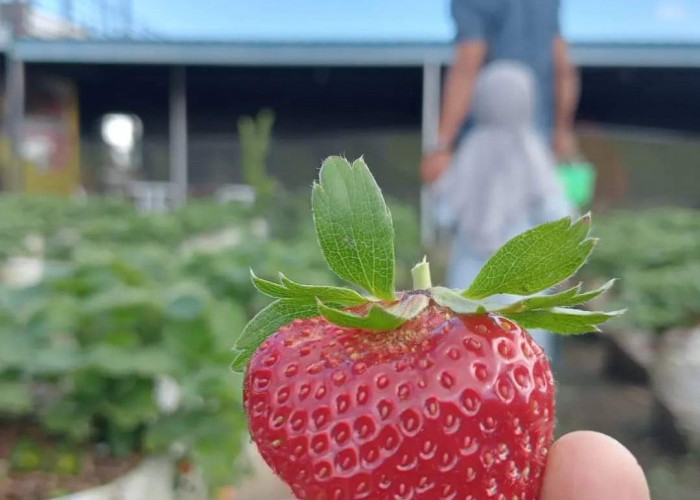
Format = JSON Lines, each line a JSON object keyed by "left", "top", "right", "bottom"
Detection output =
{"left": 540, "top": 431, "right": 650, "bottom": 500}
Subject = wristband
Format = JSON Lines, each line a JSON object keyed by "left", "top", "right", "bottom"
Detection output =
{"left": 426, "top": 142, "right": 452, "bottom": 155}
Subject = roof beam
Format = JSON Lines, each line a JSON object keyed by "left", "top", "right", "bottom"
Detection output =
{"left": 9, "top": 40, "right": 700, "bottom": 68}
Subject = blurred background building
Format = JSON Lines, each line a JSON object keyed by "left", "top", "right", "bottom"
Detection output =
{"left": 0, "top": 0, "right": 699, "bottom": 208}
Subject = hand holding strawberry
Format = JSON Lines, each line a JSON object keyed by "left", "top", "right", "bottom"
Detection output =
{"left": 233, "top": 157, "right": 624, "bottom": 500}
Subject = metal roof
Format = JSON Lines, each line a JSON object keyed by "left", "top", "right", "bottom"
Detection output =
{"left": 11, "top": 40, "right": 452, "bottom": 66}
{"left": 10, "top": 39, "right": 700, "bottom": 68}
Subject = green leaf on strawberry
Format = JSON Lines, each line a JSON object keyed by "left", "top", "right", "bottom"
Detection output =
{"left": 232, "top": 299, "right": 322, "bottom": 371}
{"left": 250, "top": 270, "right": 366, "bottom": 305}
{"left": 430, "top": 286, "right": 481, "bottom": 314}
{"left": 311, "top": 156, "right": 396, "bottom": 300}
{"left": 317, "top": 293, "right": 430, "bottom": 331}
{"left": 503, "top": 307, "right": 625, "bottom": 334}
{"left": 463, "top": 214, "right": 596, "bottom": 299}
{"left": 499, "top": 279, "right": 617, "bottom": 312}
{"left": 233, "top": 155, "right": 622, "bottom": 372}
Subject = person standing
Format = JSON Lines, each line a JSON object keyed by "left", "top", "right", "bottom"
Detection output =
{"left": 422, "top": 0, "right": 581, "bottom": 362}
{"left": 421, "top": 0, "right": 580, "bottom": 183}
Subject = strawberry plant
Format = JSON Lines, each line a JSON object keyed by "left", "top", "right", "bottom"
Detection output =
{"left": 0, "top": 245, "right": 250, "bottom": 488}
{"left": 0, "top": 195, "right": 257, "bottom": 262}
{"left": 588, "top": 208, "right": 700, "bottom": 276}
{"left": 0, "top": 180, "right": 422, "bottom": 494}
{"left": 587, "top": 208, "right": 700, "bottom": 332}
{"left": 238, "top": 108, "right": 278, "bottom": 204}
{"left": 233, "top": 156, "right": 621, "bottom": 499}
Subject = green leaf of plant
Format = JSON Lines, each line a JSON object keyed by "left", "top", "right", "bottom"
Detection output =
{"left": 86, "top": 345, "right": 179, "bottom": 376}
{"left": 503, "top": 307, "right": 625, "bottom": 335}
{"left": 317, "top": 293, "right": 429, "bottom": 331}
{"left": 250, "top": 271, "right": 288, "bottom": 297}
{"left": 250, "top": 270, "right": 367, "bottom": 305}
{"left": 82, "top": 287, "right": 159, "bottom": 316}
{"left": 42, "top": 399, "right": 92, "bottom": 441}
{"left": 9, "top": 439, "right": 43, "bottom": 472}
{"left": 28, "top": 347, "right": 82, "bottom": 374}
{"left": 312, "top": 156, "right": 396, "bottom": 300}
{"left": 279, "top": 273, "right": 367, "bottom": 304}
{"left": 0, "top": 382, "right": 32, "bottom": 414}
{"left": 464, "top": 215, "right": 596, "bottom": 299}
{"left": 564, "top": 279, "right": 617, "bottom": 306}
{"left": 210, "top": 300, "right": 247, "bottom": 353}
{"left": 508, "top": 286, "right": 581, "bottom": 311}
{"left": 164, "top": 291, "right": 208, "bottom": 321}
{"left": 101, "top": 380, "right": 158, "bottom": 432}
{"left": 431, "top": 287, "right": 481, "bottom": 314}
{"left": 0, "top": 329, "right": 34, "bottom": 371}
{"left": 231, "top": 299, "right": 321, "bottom": 372}
{"left": 503, "top": 279, "right": 617, "bottom": 313}
{"left": 146, "top": 409, "right": 249, "bottom": 487}
{"left": 318, "top": 302, "right": 403, "bottom": 330}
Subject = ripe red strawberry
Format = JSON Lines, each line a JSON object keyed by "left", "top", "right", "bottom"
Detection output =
{"left": 233, "top": 156, "right": 621, "bottom": 500}
{"left": 244, "top": 303, "right": 554, "bottom": 500}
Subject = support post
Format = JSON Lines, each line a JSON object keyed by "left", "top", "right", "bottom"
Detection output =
{"left": 420, "top": 62, "right": 441, "bottom": 247}
{"left": 5, "top": 57, "right": 25, "bottom": 192}
{"left": 169, "top": 66, "right": 188, "bottom": 207}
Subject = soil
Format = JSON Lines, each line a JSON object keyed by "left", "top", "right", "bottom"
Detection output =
{"left": 0, "top": 422, "right": 141, "bottom": 500}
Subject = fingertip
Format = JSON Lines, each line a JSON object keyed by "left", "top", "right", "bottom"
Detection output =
{"left": 541, "top": 431, "right": 650, "bottom": 500}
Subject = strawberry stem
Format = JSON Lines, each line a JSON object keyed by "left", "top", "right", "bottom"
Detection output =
{"left": 411, "top": 257, "right": 432, "bottom": 290}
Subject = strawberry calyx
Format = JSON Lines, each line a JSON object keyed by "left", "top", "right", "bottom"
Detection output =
{"left": 410, "top": 257, "right": 433, "bottom": 290}
{"left": 232, "top": 156, "right": 623, "bottom": 372}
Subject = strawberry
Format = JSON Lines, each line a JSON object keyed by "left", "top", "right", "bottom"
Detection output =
{"left": 244, "top": 305, "right": 553, "bottom": 499}
{"left": 233, "top": 157, "right": 622, "bottom": 499}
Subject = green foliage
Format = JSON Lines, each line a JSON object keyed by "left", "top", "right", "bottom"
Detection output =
{"left": 504, "top": 308, "right": 623, "bottom": 335}
{"left": 0, "top": 189, "right": 424, "bottom": 490}
{"left": 235, "top": 157, "right": 618, "bottom": 367}
{"left": 587, "top": 209, "right": 700, "bottom": 331}
{"left": 251, "top": 271, "right": 366, "bottom": 304}
{"left": 8, "top": 440, "right": 84, "bottom": 476}
{"left": 505, "top": 280, "right": 616, "bottom": 311}
{"left": 51, "top": 447, "right": 82, "bottom": 476}
{"left": 464, "top": 215, "right": 595, "bottom": 299}
{"left": 231, "top": 298, "right": 322, "bottom": 371}
{"left": 0, "top": 380, "right": 32, "bottom": 414}
{"left": 614, "top": 262, "right": 700, "bottom": 332}
{"left": 10, "top": 439, "right": 44, "bottom": 472}
{"left": 238, "top": 109, "right": 277, "bottom": 202}
{"left": 312, "top": 157, "right": 396, "bottom": 300}
{"left": 0, "top": 194, "right": 256, "bottom": 261}
{"left": 588, "top": 208, "right": 700, "bottom": 275}
{"left": 318, "top": 294, "right": 430, "bottom": 331}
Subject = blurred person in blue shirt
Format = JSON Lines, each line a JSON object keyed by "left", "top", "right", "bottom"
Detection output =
{"left": 421, "top": 0, "right": 579, "bottom": 182}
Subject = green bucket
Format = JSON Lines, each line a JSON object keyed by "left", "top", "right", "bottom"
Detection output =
{"left": 557, "top": 161, "right": 596, "bottom": 208}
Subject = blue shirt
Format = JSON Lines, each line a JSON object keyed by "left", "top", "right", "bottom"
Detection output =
{"left": 452, "top": 0, "right": 561, "bottom": 135}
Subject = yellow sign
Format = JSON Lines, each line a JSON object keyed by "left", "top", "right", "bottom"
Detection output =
{"left": 24, "top": 77, "right": 81, "bottom": 195}
{"left": 3, "top": 77, "right": 83, "bottom": 196}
